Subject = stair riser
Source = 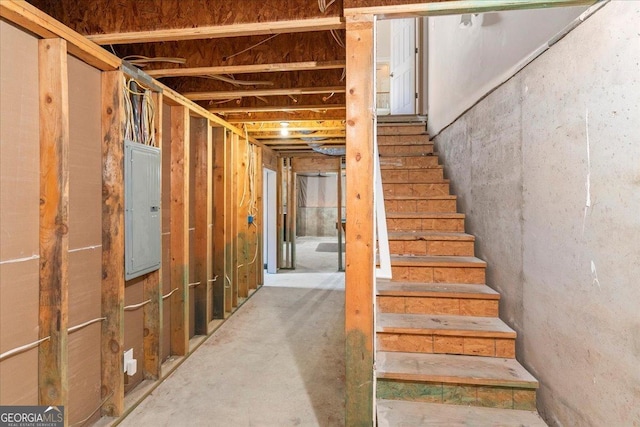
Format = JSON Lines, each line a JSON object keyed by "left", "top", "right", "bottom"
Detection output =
{"left": 385, "top": 199, "right": 457, "bottom": 213}
{"left": 379, "top": 145, "right": 434, "bottom": 156}
{"left": 378, "top": 134, "right": 430, "bottom": 145}
{"left": 389, "top": 240, "right": 474, "bottom": 257}
{"left": 377, "top": 333, "right": 515, "bottom": 358}
{"left": 391, "top": 266, "right": 485, "bottom": 284}
{"left": 377, "top": 296, "right": 498, "bottom": 317}
{"left": 387, "top": 218, "right": 465, "bottom": 232}
{"left": 382, "top": 169, "right": 444, "bottom": 183}
{"left": 383, "top": 183, "right": 450, "bottom": 197}
{"left": 377, "top": 380, "right": 536, "bottom": 411}
{"left": 378, "top": 125, "right": 426, "bottom": 135}
{"left": 380, "top": 156, "right": 439, "bottom": 168}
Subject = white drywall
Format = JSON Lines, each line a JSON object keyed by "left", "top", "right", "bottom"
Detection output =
{"left": 427, "top": 5, "right": 588, "bottom": 135}
{"left": 434, "top": 3, "right": 640, "bottom": 425}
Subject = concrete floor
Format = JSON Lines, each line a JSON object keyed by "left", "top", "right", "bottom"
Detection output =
{"left": 120, "top": 236, "right": 345, "bottom": 427}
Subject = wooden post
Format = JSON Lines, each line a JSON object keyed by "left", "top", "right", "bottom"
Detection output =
{"left": 170, "top": 106, "right": 190, "bottom": 355}
{"left": 337, "top": 158, "right": 344, "bottom": 272}
{"left": 225, "top": 132, "right": 236, "bottom": 311}
{"left": 276, "top": 157, "right": 284, "bottom": 269}
{"left": 290, "top": 166, "right": 297, "bottom": 269}
{"left": 229, "top": 134, "right": 241, "bottom": 308}
{"left": 38, "top": 38, "right": 69, "bottom": 415}
{"left": 101, "top": 69, "right": 125, "bottom": 417}
{"left": 236, "top": 138, "right": 249, "bottom": 299}
{"left": 193, "top": 118, "right": 211, "bottom": 334}
{"left": 212, "top": 128, "right": 227, "bottom": 318}
{"left": 143, "top": 93, "right": 163, "bottom": 380}
{"left": 253, "top": 146, "right": 264, "bottom": 288}
{"left": 345, "top": 14, "right": 375, "bottom": 426}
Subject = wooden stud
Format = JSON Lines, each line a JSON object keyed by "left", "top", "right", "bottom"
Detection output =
{"left": 212, "top": 128, "right": 228, "bottom": 318}
{"left": 276, "top": 157, "right": 284, "bottom": 269}
{"left": 290, "top": 164, "right": 297, "bottom": 268}
{"left": 225, "top": 134, "right": 238, "bottom": 313}
{"left": 101, "top": 70, "right": 126, "bottom": 416}
{"left": 255, "top": 147, "right": 264, "bottom": 287}
{"left": 337, "top": 160, "right": 344, "bottom": 272}
{"left": 193, "top": 118, "right": 211, "bottom": 335}
{"left": 345, "top": 14, "right": 375, "bottom": 426}
{"left": 237, "top": 138, "right": 249, "bottom": 299}
{"left": 38, "top": 37, "right": 69, "bottom": 413}
{"left": 143, "top": 93, "right": 163, "bottom": 380}
{"left": 247, "top": 145, "right": 258, "bottom": 292}
{"left": 170, "top": 106, "right": 190, "bottom": 355}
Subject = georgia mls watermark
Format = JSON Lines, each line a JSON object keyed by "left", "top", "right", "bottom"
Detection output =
{"left": 0, "top": 406, "right": 64, "bottom": 427}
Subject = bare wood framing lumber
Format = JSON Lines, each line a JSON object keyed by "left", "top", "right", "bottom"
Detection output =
{"left": 142, "top": 94, "right": 163, "bottom": 381}
{"left": 186, "top": 87, "right": 345, "bottom": 102}
{"left": 291, "top": 157, "right": 341, "bottom": 174}
{"left": 337, "top": 161, "right": 344, "bottom": 272}
{"left": 212, "top": 128, "right": 228, "bottom": 318}
{"left": 0, "top": 0, "right": 119, "bottom": 70}
{"left": 344, "top": 0, "right": 597, "bottom": 17}
{"left": 170, "top": 106, "right": 190, "bottom": 356}
{"left": 344, "top": 14, "right": 375, "bottom": 426}
{"left": 241, "top": 121, "right": 346, "bottom": 132}
{"left": 101, "top": 70, "right": 126, "bottom": 417}
{"left": 276, "top": 158, "right": 284, "bottom": 269}
{"left": 212, "top": 104, "right": 346, "bottom": 114}
{"left": 193, "top": 118, "right": 212, "bottom": 335}
{"left": 255, "top": 147, "right": 264, "bottom": 287}
{"left": 38, "top": 38, "right": 69, "bottom": 412}
{"left": 223, "top": 110, "right": 346, "bottom": 123}
{"left": 236, "top": 138, "right": 249, "bottom": 299}
{"left": 87, "top": 17, "right": 345, "bottom": 45}
{"left": 147, "top": 61, "right": 346, "bottom": 78}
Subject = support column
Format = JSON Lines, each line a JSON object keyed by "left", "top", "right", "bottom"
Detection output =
{"left": 38, "top": 38, "right": 70, "bottom": 415}
{"left": 345, "top": 14, "right": 375, "bottom": 427}
{"left": 212, "top": 128, "right": 227, "bottom": 318}
{"left": 169, "top": 106, "right": 190, "bottom": 355}
{"left": 101, "top": 70, "right": 125, "bottom": 417}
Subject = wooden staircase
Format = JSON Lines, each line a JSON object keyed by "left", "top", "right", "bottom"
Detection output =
{"left": 376, "top": 122, "right": 547, "bottom": 426}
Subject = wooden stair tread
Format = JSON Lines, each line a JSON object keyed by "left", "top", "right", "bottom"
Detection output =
{"left": 384, "top": 179, "right": 450, "bottom": 184}
{"left": 390, "top": 255, "right": 486, "bottom": 268}
{"left": 377, "top": 313, "right": 515, "bottom": 337}
{"left": 377, "top": 400, "right": 548, "bottom": 427}
{"left": 387, "top": 212, "right": 464, "bottom": 219}
{"left": 378, "top": 139, "right": 432, "bottom": 146}
{"left": 376, "top": 352, "right": 539, "bottom": 388}
{"left": 379, "top": 152, "right": 438, "bottom": 157}
{"left": 384, "top": 195, "right": 455, "bottom": 201}
{"left": 377, "top": 281, "right": 499, "bottom": 299}
{"left": 388, "top": 231, "right": 474, "bottom": 241}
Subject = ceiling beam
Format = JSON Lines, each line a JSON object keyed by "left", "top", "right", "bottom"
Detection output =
{"left": 186, "top": 86, "right": 345, "bottom": 101}
{"left": 264, "top": 138, "right": 346, "bottom": 145}
{"left": 211, "top": 104, "right": 346, "bottom": 114}
{"left": 254, "top": 131, "right": 346, "bottom": 140}
{"left": 242, "top": 122, "right": 346, "bottom": 132}
{"left": 87, "top": 17, "right": 345, "bottom": 45}
{"left": 222, "top": 110, "right": 346, "bottom": 122}
{"left": 146, "top": 60, "right": 346, "bottom": 78}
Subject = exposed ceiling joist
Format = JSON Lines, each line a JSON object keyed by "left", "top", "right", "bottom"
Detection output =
{"left": 212, "top": 104, "right": 346, "bottom": 114}
{"left": 146, "top": 60, "right": 346, "bottom": 78}
{"left": 264, "top": 138, "right": 346, "bottom": 145}
{"left": 87, "top": 17, "right": 345, "bottom": 45}
{"left": 225, "top": 110, "right": 346, "bottom": 122}
{"left": 241, "top": 121, "right": 345, "bottom": 132}
{"left": 186, "top": 86, "right": 345, "bottom": 101}
{"left": 254, "top": 131, "right": 346, "bottom": 140}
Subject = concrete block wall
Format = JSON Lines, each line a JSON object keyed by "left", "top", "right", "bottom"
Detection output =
{"left": 434, "top": 3, "right": 640, "bottom": 426}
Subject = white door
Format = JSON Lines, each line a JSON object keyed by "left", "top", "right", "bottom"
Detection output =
{"left": 263, "top": 169, "right": 277, "bottom": 274}
{"left": 390, "top": 18, "right": 416, "bottom": 115}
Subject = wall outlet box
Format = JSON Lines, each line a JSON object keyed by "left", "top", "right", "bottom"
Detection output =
{"left": 248, "top": 215, "right": 254, "bottom": 224}
{"left": 123, "top": 348, "right": 137, "bottom": 376}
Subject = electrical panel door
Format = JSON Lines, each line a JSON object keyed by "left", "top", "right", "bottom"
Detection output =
{"left": 124, "top": 140, "right": 161, "bottom": 280}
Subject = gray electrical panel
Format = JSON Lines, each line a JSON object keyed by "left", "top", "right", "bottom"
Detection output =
{"left": 124, "top": 139, "right": 161, "bottom": 280}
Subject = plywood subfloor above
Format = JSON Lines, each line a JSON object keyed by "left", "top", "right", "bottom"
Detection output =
{"left": 377, "top": 351, "right": 539, "bottom": 388}
{"left": 377, "top": 399, "right": 547, "bottom": 427}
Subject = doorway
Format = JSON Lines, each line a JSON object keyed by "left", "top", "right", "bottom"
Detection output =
{"left": 376, "top": 18, "right": 419, "bottom": 115}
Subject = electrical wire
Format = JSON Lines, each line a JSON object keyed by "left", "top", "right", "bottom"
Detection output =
{"left": 223, "top": 34, "right": 280, "bottom": 61}
{"left": 122, "top": 55, "right": 186, "bottom": 68}
{"left": 200, "top": 74, "right": 274, "bottom": 87}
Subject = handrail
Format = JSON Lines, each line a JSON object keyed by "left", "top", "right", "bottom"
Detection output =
{"left": 374, "top": 129, "right": 392, "bottom": 279}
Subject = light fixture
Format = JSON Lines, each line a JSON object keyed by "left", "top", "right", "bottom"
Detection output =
{"left": 280, "top": 122, "right": 289, "bottom": 136}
